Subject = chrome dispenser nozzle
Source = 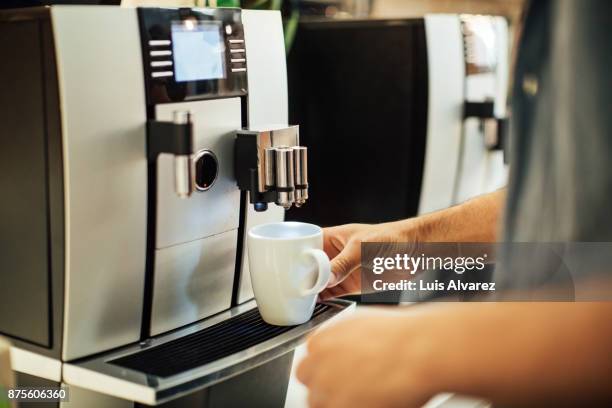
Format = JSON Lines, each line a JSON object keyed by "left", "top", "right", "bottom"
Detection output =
{"left": 264, "top": 147, "right": 276, "bottom": 190}
{"left": 173, "top": 111, "right": 193, "bottom": 198}
{"left": 234, "top": 125, "right": 307, "bottom": 210}
{"left": 274, "top": 147, "right": 295, "bottom": 209}
{"left": 174, "top": 155, "right": 192, "bottom": 198}
{"left": 292, "top": 146, "right": 308, "bottom": 207}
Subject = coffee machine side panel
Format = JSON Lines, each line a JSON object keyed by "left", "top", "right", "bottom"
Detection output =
{"left": 237, "top": 10, "right": 288, "bottom": 304}
{"left": 455, "top": 16, "right": 509, "bottom": 203}
{"left": 51, "top": 6, "right": 148, "bottom": 361}
{"left": 0, "top": 12, "right": 65, "bottom": 359}
{"left": 417, "top": 15, "right": 465, "bottom": 214}
{"left": 242, "top": 10, "right": 288, "bottom": 129}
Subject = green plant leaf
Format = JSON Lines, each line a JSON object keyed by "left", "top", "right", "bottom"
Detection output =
{"left": 245, "top": 0, "right": 270, "bottom": 9}
{"left": 284, "top": 8, "right": 299, "bottom": 54}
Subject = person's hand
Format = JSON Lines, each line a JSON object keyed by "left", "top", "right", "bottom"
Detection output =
{"left": 321, "top": 221, "right": 418, "bottom": 299}
{"left": 320, "top": 190, "right": 507, "bottom": 299}
{"left": 296, "top": 309, "right": 438, "bottom": 408}
{"left": 299, "top": 302, "right": 612, "bottom": 408}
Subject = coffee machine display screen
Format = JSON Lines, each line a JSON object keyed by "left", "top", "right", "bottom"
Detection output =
{"left": 171, "top": 21, "right": 226, "bottom": 82}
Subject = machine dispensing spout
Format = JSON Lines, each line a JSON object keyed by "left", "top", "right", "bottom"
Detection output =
{"left": 174, "top": 154, "right": 192, "bottom": 198}
{"left": 147, "top": 110, "right": 195, "bottom": 198}
{"left": 172, "top": 111, "right": 194, "bottom": 198}
{"left": 234, "top": 125, "right": 307, "bottom": 211}
{"left": 292, "top": 146, "right": 308, "bottom": 207}
{"left": 273, "top": 147, "right": 295, "bottom": 209}
{"left": 264, "top": 147, "right": 276, "bottom": 191}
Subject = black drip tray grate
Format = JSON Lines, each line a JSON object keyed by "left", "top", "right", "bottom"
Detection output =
{"left": 111, "top": 304, "right": 331, "bottom": 377}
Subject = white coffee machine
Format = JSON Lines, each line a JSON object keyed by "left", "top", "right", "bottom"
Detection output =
{"left": 286, "top": 14, "right": 509, "bottom": 226}
{"left": 0, "top": 5, "right": 351, "bottom": 407}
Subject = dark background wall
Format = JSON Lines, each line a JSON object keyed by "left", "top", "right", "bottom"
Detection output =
{"left": 285, "top": 18, "right": 429, "bottom": 227}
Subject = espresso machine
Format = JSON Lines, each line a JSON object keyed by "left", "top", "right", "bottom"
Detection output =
{"left": 0, "top": 5, "right": 351, "bottom": 407}
{"left": 286, "top": 14, "right": 509, "bottom": 225}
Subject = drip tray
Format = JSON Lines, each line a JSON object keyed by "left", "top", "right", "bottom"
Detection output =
{"left": 111, "top": 304, "right": 331, "bottom": 377}
{"left": 62, "top": 299, "right": 354, "bottom": 405}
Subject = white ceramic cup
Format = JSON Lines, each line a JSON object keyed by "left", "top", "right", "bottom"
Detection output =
{"left": 248, "top": 222, "right": 331, "bottom": 326}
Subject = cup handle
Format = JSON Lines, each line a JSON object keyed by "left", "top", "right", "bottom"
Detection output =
{"left": 299, "top": 248, "right": 331, "bottom": 296}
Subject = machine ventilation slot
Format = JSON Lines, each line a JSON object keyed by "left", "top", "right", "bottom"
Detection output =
{"left": 111, "top": 303, "right": 331, "bottom": 377}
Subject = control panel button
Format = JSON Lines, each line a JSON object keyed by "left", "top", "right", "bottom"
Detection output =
{"left": 149, "top": 40, "right": 171, "bottom": 46}
{"left": 193, "top": 150, "right": 218, "bottom": 191}
{"left": 151, "top": 71, "right": 173, "bottom": 78}
{"left": 151, "top": 61, "right": 173, "bottom": 68}
{"left": 150, "top": 50, "right": 172, "bottom": 57}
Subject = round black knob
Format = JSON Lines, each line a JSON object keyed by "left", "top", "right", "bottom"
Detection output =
{"left": 193, "top": 150, "right": 218, "bottom": 191}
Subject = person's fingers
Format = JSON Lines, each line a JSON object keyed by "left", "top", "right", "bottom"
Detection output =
{"left": 321, "top": 267, "right": 362, "bottom": 298}
{"left": 319, "top": 285, "right": 343, "bottom": 300}
{"left": 318, "top": 289, "right": 333, "bottom": 300}
{"left": 322, "top": 227, "right": 348, "bottom": 260}
{"left": 328, "top": 239, "right": 360, "bottom": 287}
{"left": 341, "top": 272, "right": 362, "bottom": 295}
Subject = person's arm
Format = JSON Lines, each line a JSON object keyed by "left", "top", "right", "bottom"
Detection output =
{"left": 406, "top": 188, "right": 505, "bottom": 243}
{"left": 427, "top": 301, "right": 612, "bottom": 406}
{"left": 321, "top": 189, "right": 506, "bottom": 297}
{"left": 297, "top": 301, "right": 612, "bottom": 408}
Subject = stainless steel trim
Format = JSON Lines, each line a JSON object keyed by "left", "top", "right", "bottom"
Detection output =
{"left": 62, "top": 299, "right": 354, "bottom": 405}
{"left": 151, "top": 60, "right": 173, "bottom": 68}
{"left": 230, "top": 58, "right": 246, "bottom": 63}
{"left": 230, "top": 48, "right": 246, "bottom": 54}
{"left": 9, "top": 347, "right": 62, "bottom": 381}
{"left": 150, "top": 50, "right": 172, "bottom": 57}
{"left": 231, "top": 68, "right": 247, "bottom": 73}
{"left": 228, "top": 39, "right": 244, "bottom": 44}
{"left": 149, "top": 40, "right": 171, "bottom": 46}
{"left": 152, "top": 71, "right": 174, "bottom": 78}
